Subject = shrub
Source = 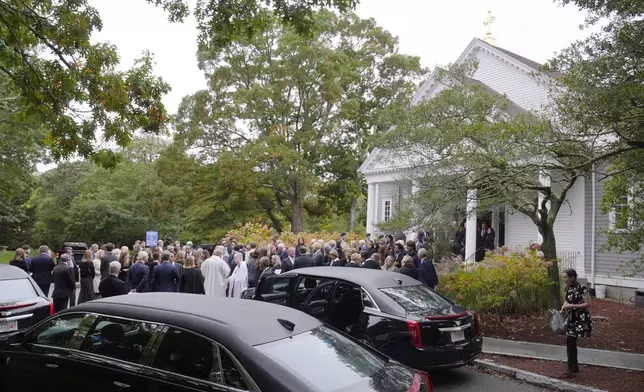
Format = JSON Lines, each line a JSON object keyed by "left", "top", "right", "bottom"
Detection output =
{"left": 438, "top": 247, "right": 551, "bottom": 323}
{"left": 222, "top": 223, "right": 362, "bottom": 248}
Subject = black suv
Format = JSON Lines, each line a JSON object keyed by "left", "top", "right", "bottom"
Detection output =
{"left": 55, "top": 242, "right": 88, "bottom": 263}
{"left": 251, "top": 267, "right": 482, "bottom": 370}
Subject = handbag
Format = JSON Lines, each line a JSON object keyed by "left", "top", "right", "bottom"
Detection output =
{"left": 548, "top": 309, "right": 568, "bottom": 335}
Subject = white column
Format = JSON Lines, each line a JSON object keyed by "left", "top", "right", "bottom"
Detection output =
{"left": 491, "top": 206, "right": 500, "bottom": 248}
{"left": 537, "top": 173, "right": 551, "bottom": 244}
{"left": 465, "top": 188, "right": 477, "bottom": 264}
{"left": 373, "top": 183, "right": 380, "bottom": 235}
{"left": 366, "top": 183, "right": 375, "bottom": 236}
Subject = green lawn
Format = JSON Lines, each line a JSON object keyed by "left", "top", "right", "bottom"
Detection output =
{"left": 0, "top": 251, "right": 13, "bottom": 264}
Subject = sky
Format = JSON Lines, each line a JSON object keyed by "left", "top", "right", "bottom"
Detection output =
{"left": 38, "top": 0, "right": 594, "bottom": 172}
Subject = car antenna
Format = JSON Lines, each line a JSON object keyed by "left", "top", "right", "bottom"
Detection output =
{"left": 394, "top": 278, "right": 403, "bottom": 285}
{"left": 277, "top": 319, "right": 295, "bottom": 331}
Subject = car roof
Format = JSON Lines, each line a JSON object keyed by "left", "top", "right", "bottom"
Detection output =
{"left": 71, "top": 293, "right": 322, "bottom": 346}
{"left": 0, "top": 264, "right": 30, "bottom": 280}
{"left": 63, "top": 242, "right": 87, "bottom": 247}
{"left": 281, "top": 266, "right": 421, "bottom": 289}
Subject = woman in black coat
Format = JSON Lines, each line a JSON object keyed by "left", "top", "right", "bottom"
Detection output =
{"left": 9, "top": 248, "right": 29, "bottom": 273}
{"left": 398, "top": 255, "right": 419, "bottom": 280}
{"left": 178, "top": 256, "right": 205, "bottom": 294}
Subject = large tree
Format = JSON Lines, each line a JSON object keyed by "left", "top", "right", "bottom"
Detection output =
{"left": 149, "top": 0, "right": 359, "bottom": 49}
{"left": 552, "top": 0, "right": 644, "bottom": 275}
{"left": 175, "top": 9, "right": 423, "bottom": 233}
{"left": 0, "top": 0, "right": 170, "bottom": 165}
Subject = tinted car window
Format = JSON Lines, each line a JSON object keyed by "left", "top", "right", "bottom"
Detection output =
{"left": 0, "top": 279, "right": 37, "bottom": 301}
{"left": 380, "top": 284, "right": 452, "bottom": 313}
{"left": 258, "top": 277, "right": 291, "bottom": 295}
{"left": 28, "top": 313, "right": 88, "bottom": 348}
{"left": 255, "top": 325, "right": 387, "bottom": 392}
{"left": 80, "top": 316, "right": 157, "bottom": 363}
{"left": 219, "top": 346, "right": 249, "bottom": 390}
{"left": 152, "top": 328, "right": 223, "bottom": 383}
{"left": 308, "top": 281, "right": 336, "bottom": 302}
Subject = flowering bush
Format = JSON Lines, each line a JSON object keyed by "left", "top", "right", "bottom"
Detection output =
{"left": 438, "top": 247, "right": 551, "bottom": 322}
{"left": 222, "top": 222, "right": 362, "bottom": 247}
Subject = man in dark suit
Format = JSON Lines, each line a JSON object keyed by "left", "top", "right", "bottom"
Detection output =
{"left": 418, "top": 248, "right": 438, "bottom": 289}
{"left": 280, "top": 247, "right": 295, "bottom": 273}
{"left": 99, "top": 261, "right": 128, "bottom": 298}
{"left": 128, "top": 251, "right": 150, "bottom": 292}
{"left": 361, "top": 253, "right": 382, "bottom": 270}
{"left": 152, "top": 251, "right": 180, "bottom": 292}
{"left": 31, "top": 245, "right": 55, "bottom": 296}
{"left": 293, "top": 246, "right": 314, "bottom": 269}
{"left": 52, "top": 254, "right": 76, "bottom": 312}
{"left": 100, "top": 243, "right": 117, "bottom": 280}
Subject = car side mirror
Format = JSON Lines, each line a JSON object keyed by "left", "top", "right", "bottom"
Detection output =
{"left": 1, "top": 331, "right": 26, "bottom": 347}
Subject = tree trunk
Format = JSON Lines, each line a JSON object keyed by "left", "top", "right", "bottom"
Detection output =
{"left": 290, "top": 195, "right": 303, "bottom": 234}
{"left": 539, "top": 223, "right": 562, "bottom": 310}
{"left": 264, "top": 207, "right": 283, "bottom": 233}
{"left": 348, "top": 198, "right": 357, "bottom": 232}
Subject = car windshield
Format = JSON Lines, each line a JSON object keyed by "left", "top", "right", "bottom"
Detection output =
{"left": 380, "top": 285, "right": 453, "bottom": 314}
{"left": 0, "top": 279, "right": 37, "bottom": 302}
{"left": 256, "top": 325, "right": 410, "bottom": 392}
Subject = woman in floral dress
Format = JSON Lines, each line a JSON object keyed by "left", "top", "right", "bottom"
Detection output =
{"left": 562, "top": 269, "right": 592, "bottom": 375}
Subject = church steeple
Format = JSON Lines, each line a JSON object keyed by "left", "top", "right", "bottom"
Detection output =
{"left": 483, "top": 11, "right": 496, "bottom": 46}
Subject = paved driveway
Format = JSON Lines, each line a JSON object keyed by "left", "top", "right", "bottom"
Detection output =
{"left": 430, "top": 366, "right": 547, "bottom": 392}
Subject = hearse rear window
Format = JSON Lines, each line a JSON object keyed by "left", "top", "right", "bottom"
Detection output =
{"left": 380, "top": 285, "right": 452, "bottom": 313}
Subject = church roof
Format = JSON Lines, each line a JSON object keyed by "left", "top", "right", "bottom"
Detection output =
{"left": 493, "top": 45, "right": 562, "bottom": 78}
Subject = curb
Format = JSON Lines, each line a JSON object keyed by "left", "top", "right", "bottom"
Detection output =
{"left": 482, "top": 348, "right": 644, "bottom": 372}
{"left": 473, "top": 359, "right": 607, "bottom": 392}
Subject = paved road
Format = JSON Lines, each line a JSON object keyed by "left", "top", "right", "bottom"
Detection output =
{"left": 430, "top": 366, "right": 547, "bottom": 392}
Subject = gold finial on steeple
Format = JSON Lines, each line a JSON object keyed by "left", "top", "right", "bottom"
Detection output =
{"left": 483, "top": 11, "right": 496, "bottom": 46}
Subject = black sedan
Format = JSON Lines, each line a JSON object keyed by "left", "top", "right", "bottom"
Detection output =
{"left": 0, "top": 293, "right": 433, "bottom": 392}
{"left": 0, "top": 265, "right": 52, "bottom": 335}
{"left": 251, "top": 267, "right": 483, "bottom": 370}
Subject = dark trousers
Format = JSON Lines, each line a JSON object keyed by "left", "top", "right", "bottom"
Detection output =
{"left": 52, "top": 297, "right": 69, "bottom": 313}
{"left": 38, "top": 283, "right": 51, "bottom": 297}
{"left": 69, "top": 288, "right": 76, "bottom": 307}
{"left": 566, "top": 335, "right": 578, "bottom": 368}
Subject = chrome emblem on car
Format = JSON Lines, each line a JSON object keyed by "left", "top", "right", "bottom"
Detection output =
{"left": 455, "top": 320, "right": 461, "bottom": 326}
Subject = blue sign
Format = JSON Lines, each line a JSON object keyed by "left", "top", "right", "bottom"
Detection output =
{"left": 146, "top": 231, "right": 159, "bottom": 245}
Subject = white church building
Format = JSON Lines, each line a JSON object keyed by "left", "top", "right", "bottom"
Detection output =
{"left": 358, "top": 37, "right": 644, "bottom": 298}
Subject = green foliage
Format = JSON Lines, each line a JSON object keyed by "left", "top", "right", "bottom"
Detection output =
{"left": 222, "top": 222, "right": 362, "bottom": 247}
{"left": 149, "top": 0, "right": 359, "bottom": 50}
{"left": 30, "top": 137, "right": 201, "bottom": 247}
{"left": 554, "top": 0, "right": 644, "bottom": 277}
{"left": 176, "top": 9, "right": 423, "bottom": 233}
{"left": 0, "top": 0, "right": 170, "bottom": 164}
{"left": 439, "top": 248, "right": 552, "bottom": 322}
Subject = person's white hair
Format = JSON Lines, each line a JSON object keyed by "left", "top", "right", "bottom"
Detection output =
{"left": 213, "top": 246, "right": 224, "bottom": 257}
{"left": 112, "top": 248, "right": 121, "bottom": 258}
{"left": 109, "top": 260, "right": 122, "bottom": 275}
{"left": 137, "top": 251, "right": 149, "bottom": 262}
{"left": 234, "top": 252, "right": 243, "bottom": 261}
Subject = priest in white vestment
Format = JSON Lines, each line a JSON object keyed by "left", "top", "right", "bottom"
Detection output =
{"left": 227, "top": 252, "right": 249, "bottom": 298}
{"left": 201, "top": 246, "right": 230, "bottom": 297}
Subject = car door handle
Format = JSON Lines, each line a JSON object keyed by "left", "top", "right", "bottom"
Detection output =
{"left": 113, "top": 381, "right": 130, "bottom": 389}
{"left": 45, "top": 363, "right": 58, "bottom": 369}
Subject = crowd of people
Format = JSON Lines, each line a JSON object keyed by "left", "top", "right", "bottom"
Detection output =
{"left": 9, "top": 231, "right": 439, "bottom": 313}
